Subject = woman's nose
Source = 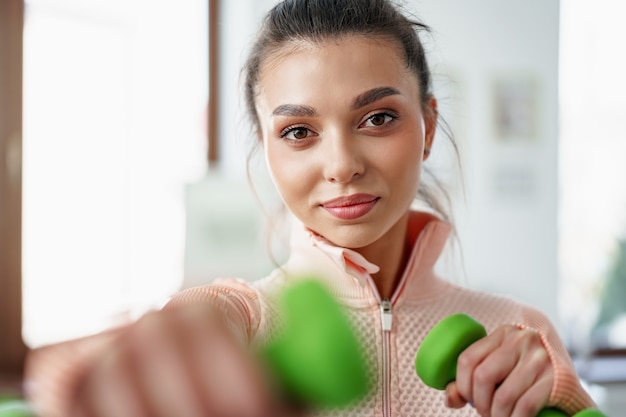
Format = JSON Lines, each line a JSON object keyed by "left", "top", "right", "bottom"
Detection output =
{"left": 322, "top": 135, "right": 365, "bottom": 184}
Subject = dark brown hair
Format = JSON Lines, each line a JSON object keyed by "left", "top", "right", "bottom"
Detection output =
{"left": 243, "top": 0, "right": 459, "bottom": 226}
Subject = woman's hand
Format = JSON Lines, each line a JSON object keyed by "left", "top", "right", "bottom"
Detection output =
{"left": 69, "top": 303, "right": 277, "bottom": 417}
{"left": 445, "top": 324, "right": 554, "bottom": 417}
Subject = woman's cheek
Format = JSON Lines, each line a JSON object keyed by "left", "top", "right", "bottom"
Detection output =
{"left": 266, "top": 145, "right": 307, "bottom": 201}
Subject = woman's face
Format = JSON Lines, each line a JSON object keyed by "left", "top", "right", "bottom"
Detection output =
{"left": 255, "top": 36, "right": 437, "bottom": 249}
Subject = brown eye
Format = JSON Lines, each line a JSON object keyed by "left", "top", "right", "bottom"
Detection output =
{"left": 369, "top": 114, "right": 387, "bottom": 126}
{"left": 362, "top": 112, "right": 397, "bottom": 128}
{"left": 280, "top": 125, "right": 316, "bottom": 143}
{"left": 292, "top": 127, "right": 309, "bottom": 139}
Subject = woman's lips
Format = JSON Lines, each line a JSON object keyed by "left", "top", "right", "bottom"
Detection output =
{"left": 321, "top": 194, "right": 379, "bottom": 220}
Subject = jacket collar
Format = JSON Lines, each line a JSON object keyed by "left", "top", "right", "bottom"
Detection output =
{"left": 282, "top": 211, "right": 452, "bottom": 306}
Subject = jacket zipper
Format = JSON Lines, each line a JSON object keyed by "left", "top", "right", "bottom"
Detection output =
{"left": 368, "top": 264, "right": 412, "bottom": 417}
{"left": 366, "top": 225, "right": 428, "bottom": 416}
{"left": 380, "top": 298, "right": 393, "bottom": 417}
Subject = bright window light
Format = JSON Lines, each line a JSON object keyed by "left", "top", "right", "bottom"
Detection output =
{"left": 559, "top": 0, "right": 626, "bottom": 352}
{"left": 22, "top": 0, "right": 208, "bottom": 347}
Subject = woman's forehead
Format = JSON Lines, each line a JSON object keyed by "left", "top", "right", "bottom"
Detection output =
{"left": 260, "top": 34, "right": 406, "bottom": 76}
{"left": 253, "top": 35, "right": 422, "bottom": 136}
{"left": 256, "top": 35, "right": 414, "bottom": 98}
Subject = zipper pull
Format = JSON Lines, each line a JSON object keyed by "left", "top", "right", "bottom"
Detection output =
{"left": 380, "top": 299, "right": 393, "bottom": 332}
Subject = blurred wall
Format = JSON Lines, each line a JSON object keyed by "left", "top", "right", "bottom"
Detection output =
{"left": 410, "top": 0, "right": 561, "bottom": 326}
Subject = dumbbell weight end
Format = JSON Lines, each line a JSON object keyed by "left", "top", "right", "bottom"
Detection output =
{"left": 262, "top": 279, "right": 370, "bottom": 409}
{"left": 415, "top": 313, "right": 487, "bottom": 390}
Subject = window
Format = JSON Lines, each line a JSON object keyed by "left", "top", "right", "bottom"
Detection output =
{"left": 559, "top": 0, "right": 626, "bottom": 355}
{"left": 21, "top": 0, "right": 209, "bottom": 347}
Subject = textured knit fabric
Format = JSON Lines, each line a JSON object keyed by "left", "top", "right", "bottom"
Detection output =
{"left": 167, "top": 211, "right": 596, "bottom": 417}
{"left": 24, "top": 211, "right": 596, "bottom": 417}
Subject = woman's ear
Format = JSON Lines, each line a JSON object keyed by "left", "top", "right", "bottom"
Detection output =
{"left": 422, "top": 95, "right": 438, "bottom": 160}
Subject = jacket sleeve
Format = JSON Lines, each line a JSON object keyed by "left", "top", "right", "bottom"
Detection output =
{"left": 520, "top": 305, "right": 597, "bottom": 414}
{"left": 164, "top": 278, "right": 263, "bottom": 346}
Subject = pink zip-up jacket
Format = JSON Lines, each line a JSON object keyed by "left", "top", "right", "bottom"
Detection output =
{"left": 25, "top": 211, "right": 595, "bottom": 417}
{"left": 166, "top": 211, "right": 595, "bottom": 416}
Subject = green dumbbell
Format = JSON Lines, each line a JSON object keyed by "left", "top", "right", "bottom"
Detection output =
{"left": 415, "top": 313, "right": 608, "bottom": 417}
{"left": 536, "top": 408, "right": 608, "bottom": 417}
{"left": 0, "top": 397, "right": 36, "bottom": 417}
{"left": 262, "top": 278, "right": 370, "bottom": 409}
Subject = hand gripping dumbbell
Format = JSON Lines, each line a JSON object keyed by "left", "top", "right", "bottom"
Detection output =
{"left": 414, "top": 313, "right": 608, "bottom": 417}
{"left": 0, "top": 279, "right": 370, "bottom": 417}
{"left": 262, "top": 278, "right": 370, "bottom": 408}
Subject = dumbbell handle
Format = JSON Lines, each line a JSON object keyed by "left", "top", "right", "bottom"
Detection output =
{"left": 0, "top": 398, "right": 35, "bottom": 417}
{"left": 414, "top": 314, "right": 608, "bottom": 417}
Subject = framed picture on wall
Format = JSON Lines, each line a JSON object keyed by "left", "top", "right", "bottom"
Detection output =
{"left": 492, "top": 75, "right": 539, "bottom": 141}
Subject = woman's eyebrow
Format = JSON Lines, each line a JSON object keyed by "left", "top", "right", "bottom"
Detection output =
{"left": 272, "top": 104, "right": 318, "bottom": 117}
{"left": 271, "top": 86, "right": 400, "bottom": 117}
{"left": 351, "top": 86, "right": 401, "bottom": 110}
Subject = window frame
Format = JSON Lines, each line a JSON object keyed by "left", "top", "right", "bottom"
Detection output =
{"left": 207, "top": 0, "right": 219, "bottom": 163}
{"left": 0, "top": 0, "right": 219, "bottom": 387}
{"left": 0, "top": 0, "right": 26, "bottom": 388}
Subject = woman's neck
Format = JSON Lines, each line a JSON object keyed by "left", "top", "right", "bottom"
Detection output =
{"left": 356, "top": 213, "right": 411, "bottom": 300}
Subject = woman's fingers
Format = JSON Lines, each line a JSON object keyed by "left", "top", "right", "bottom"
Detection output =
{"left": 444, "top": 381, "right": 468, "bottom": 409}
{"left": 127, "top": 311, "right": 207, "bottom": 417}
{"left": 454, "top": 325, "right": 510, "bottom": 410}
{"left": 180, "top": 304, "right": 275, "bottom": 417}
{"left": 491, "top": 344, "right": 552, "bottom": 417}
{"left": 453, "top": 325, "right": 554, "bottom": 417}
{"left": 71, "top": 339, "right": 149, "bottom": 417}
{"left": 471, "top": 334, "right": 522, "bottom": 415}
{"left": 509, "top": 372, "right": 552, "bottom": 417}
{"left": 70, "top": 304, "right": 275, "bottom": 417}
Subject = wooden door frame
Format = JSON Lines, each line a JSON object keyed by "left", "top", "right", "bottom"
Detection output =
{"left": 207, "top": 0, "right": 220, "bottom": 163}
{"left": 0, "top": 0, "right": 26, "bottom": 386}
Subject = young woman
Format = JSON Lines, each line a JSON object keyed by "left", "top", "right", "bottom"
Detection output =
{"left": 25, "top": 1, "right": 597, "bottom": 416}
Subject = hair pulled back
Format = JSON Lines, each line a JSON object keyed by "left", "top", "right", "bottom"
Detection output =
{"left": 243, "top": 0, "right": 457, "bottom": 226}
{"left": 243, "top": 0, "right": 433, "bottom": 135}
